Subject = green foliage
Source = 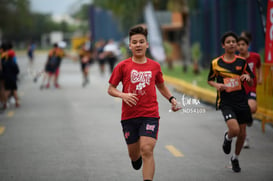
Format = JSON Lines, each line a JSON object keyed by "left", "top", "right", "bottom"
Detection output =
{"left": 191, "top": 42, "right": 202, "bottom": 62}
{"left": 167, "top": 0, "right": 186, "bottom": 12}
{"left": 0, "top": 0, "right": 79, "bottom": 43}
{"left": 0, "top": 0, "right": 32, "bottom": 40}
{"left": 72, "top": 4, "right": 90, "bottom": 20}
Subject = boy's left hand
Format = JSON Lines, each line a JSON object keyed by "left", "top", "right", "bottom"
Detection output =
{"left": 171, "top": 99, "right": 182, "bottom": 112}
{"left": 240, "top": 74, "right": 250, "bottom": 82}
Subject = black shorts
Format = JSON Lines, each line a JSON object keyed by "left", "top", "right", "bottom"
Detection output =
{"left": 81, "top": 62, "right": 90, "bottom": 71}
{"left": 121, "top": 117, "right": 159, "bottom": 145}
{"left": 98, "top": 58, "right": 106, "bottom": 65}
{"left": 45, "top": 64, "right": 58, "bottom": 73}
{"left": 221, "top": 104, "right": 252, "bottom": 125}
{"left": 4, "top": 80, "right": 17, "bottom": 90}
{"left": 247, "top": 92, "right": 257, "bottom": 100}
{"left": 28, "top": 51, "right": 33, "bottom": 59}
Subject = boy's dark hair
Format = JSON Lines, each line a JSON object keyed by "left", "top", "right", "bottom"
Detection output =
{"left": 221, "top": 31, "right": 238, "bottom": 45}
{"left": 1, "top": 41, "right": 10, "bottom": 51}
{"left": 53, "top": 43, "right": 58, "bottom": 48}
{"left": 6, "top": 41, "right": 13, "bottom": 50}
{"left": 129, "top": 26, "right": 148, "bottom": 40}
{"left": 241, "top": 31, "right": 252, "bottom": 42}
{"left": 238, "top": 36, "right": 249, "bottom": 45}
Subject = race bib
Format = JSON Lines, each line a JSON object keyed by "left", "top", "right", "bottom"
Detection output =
{"left": 224, "top": 77, "right": 242, "bottom": 92}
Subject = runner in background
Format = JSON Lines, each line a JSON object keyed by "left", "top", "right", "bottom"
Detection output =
{"left": 42, "top": 43, "right": 64, "bottom": 89}
{"left": 237, "top": 36, "right": 262, "bottom": 148}
{"left": 78, "top": 39, "right": 94, "bottom": 87}
{"left": 53, "top": 41, "right": 76, "bottom": 88}
{"left": 240, "top": 31, "right": 252, "bottom": 51}
{"left": 208, "top": 32, "right": 254, "bottom": 173}
{"left": 103, "top": 39, "right": 120, "bottom": 73}
{"left": 95, "top": 39, "right": 106, "bottom": 75}
{"left": 27, "top": 40, "right": 36, "bottom": 66}
{"left": 1, "top": 41, "right": 20, "bottom": 109}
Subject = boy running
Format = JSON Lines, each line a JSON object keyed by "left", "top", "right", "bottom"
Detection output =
{"left": 237, "top": 36, "right": 262, "bottom": 148}
{"left": 44, "top": 43, "right": 65, "bottom": 89}
{"left": 108, "top": 26, "right": 180, "bottom": 181}
{"left": 207, "top": 32, "right": 254, "bottom": 172}
{"left": 1, "top": 42, "right": 20, "bottom": 108}
{"left": 238, "top": 36, "right": 262, "bottom": 114}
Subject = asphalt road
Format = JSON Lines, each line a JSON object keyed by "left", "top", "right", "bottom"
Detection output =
{"left": 0, "top": 53, "right": 273, "bottom": 181}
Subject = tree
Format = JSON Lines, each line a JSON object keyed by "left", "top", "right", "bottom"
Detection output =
{"left": 0, "top": 0, "right": 32, "bottom": 41}
{"left": 71, "top": 3, "right": 92, "bottom": 34}
{"left": 0, "top": 0, "right": 80, "bottom": 46}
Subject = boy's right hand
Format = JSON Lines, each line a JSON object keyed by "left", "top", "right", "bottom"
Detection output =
{"left": 122, "top": 93, "right": 138, "bottom": 107}
{"left": 216, "top": 83, "right": 227, "bottom": 91}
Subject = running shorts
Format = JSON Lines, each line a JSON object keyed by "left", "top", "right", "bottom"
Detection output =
{"left": 81, "top": 62, "right": 89, "bottom": 71}
{"left": 220, "top": 104, "right": 253, "bottom": 125}
{"left": 4, "top": 80, "right": 17, "bottom": 90}
{"left": 121, "top": 117, "right": 159, "bottom": 145}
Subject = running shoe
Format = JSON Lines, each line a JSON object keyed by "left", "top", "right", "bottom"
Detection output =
{"left": 131, "top": 156, "right": 142, "bottom": 170}
{"left": 15, "top": 102, "right": 20, "bottom": 108}
{"left": 33, "top": 77, "right": 38, "bottom": 83}
{"left": 223, "top": 131, "right": 232, "bottom": 154}
{"left": 231, "top": 157, "right": 241, "bottom": 172}
{"left": 82, "top": 80, "right": 88, "bottom": 87}
{"left": 243, "top": 138, "right": 250, "bottom": 149}
{"left": 55, "top": 84, "right": 60, "bottom": 89}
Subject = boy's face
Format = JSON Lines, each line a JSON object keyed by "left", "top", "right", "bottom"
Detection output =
{"left": 237, "top": 40, "right": 248, "bottom": 54}
{"left": 129, "top": 34, "right": 149, "bottom": 58}
{"left": 222, "top": 36, "right": 237, "bottom": 54}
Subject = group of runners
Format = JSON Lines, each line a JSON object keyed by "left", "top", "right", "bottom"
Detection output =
{"left": 108, "top": 26, "right": 262, "bottom": 180}
{"left": 32, "top": 35, "right": 123, "bottom": 89}
{"left": 33, "top": 39, "right": 93, "bottom": 89}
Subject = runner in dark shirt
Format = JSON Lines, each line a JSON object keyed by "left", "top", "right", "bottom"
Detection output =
{"left": 208, "top": 32, "right": 254, "bottom": 173}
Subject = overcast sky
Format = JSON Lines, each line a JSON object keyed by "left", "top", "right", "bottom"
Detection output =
{"left": 30, "top": 0, "right": 91, "bottom": 16}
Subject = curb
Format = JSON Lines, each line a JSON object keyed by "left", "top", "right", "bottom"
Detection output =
{"left": 164, "top": 75, "right": 216, "bottom": 105}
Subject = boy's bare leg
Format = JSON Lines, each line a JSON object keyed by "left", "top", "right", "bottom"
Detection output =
{"left": 226, "top": 119, "right": 240, "bottom": 138}
{"left": 248, "top": 99, "right": 257, "bottom": 113}
{"left": 235, "top": 124, "right": 246, "bottom": 155}
{"left": 13, "top": 90, "right": 20, "bottom": 107}
{"left": 127, "top": 141, "right": 141, "bottom": 161}
{"left": 140, "top": 136, "right": 156, "bottom": 181}
{"left": 4, "top": 90, "right": 11, "bottom": 108}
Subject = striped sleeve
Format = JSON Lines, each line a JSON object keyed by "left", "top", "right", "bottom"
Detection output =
{"left": 207, "top": 58, "right": 218, "bottom": 81}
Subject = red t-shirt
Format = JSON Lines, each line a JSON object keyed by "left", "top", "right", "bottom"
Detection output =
{"left": 243, "top": 52, "right": 261, "bottom": 94}
{"left": 109, "top": 57, "right": 164, "bottom": 120}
